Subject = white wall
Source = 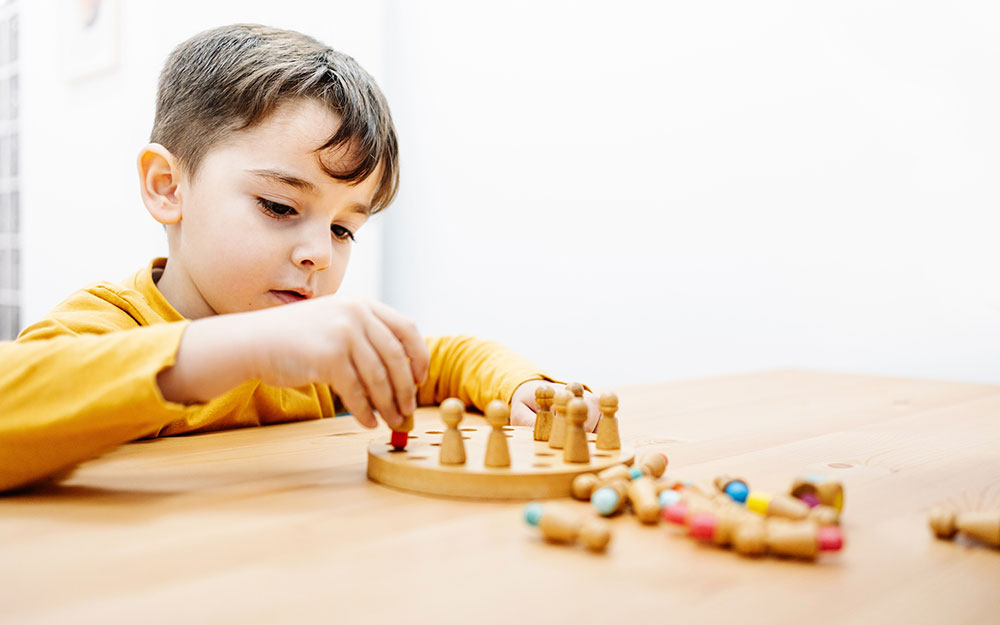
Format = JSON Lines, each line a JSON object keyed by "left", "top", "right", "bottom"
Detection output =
{"left": 18, "top": 1, "right": 1000, "bottom": 387}
{"left": 380, "top": 0, "right": 1000, "bottom": 387}
{"left": 19, "top": 0, "right": 388, "bottom": 326}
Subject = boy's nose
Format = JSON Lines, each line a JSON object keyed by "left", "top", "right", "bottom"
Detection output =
{"left": 291, "top": 233, "right": 332, "bottom": 271}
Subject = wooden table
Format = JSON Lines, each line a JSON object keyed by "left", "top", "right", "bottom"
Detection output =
{"left": 2, "top": 370, "right": 998, "bottom": 624}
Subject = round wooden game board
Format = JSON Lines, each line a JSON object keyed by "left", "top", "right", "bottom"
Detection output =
{"left": 367, "top": 425, "right": 635, "bottom": 500}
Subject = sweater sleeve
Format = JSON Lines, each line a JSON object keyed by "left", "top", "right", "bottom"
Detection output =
{"left": 417, "top": 335, "right": 557, "bottom": 411}
{"left": 0, "top": 321, "right": 199, "bottom": 493}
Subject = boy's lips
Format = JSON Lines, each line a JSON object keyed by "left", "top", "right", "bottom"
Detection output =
{"left": 270, "top": 288, "right": 313, "bottom": 304}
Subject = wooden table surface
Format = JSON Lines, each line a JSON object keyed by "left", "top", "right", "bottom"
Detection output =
{"left": 2, "top": 370, "right": 998, "bottom": 624}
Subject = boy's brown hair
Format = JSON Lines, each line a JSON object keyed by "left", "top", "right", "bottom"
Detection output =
{"left": 150, "top": 23, "right": 398, "bottom": 214}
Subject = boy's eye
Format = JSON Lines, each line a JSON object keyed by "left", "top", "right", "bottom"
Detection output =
{"left": 331, "top": 224, "right": 356, "bottom": 242}
{"left": 257, "top": 197, "right": 297, "bottom": 218}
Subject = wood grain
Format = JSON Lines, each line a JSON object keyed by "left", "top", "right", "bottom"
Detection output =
{"left": 1, "top": 369, "right": 998, "bottom": 625}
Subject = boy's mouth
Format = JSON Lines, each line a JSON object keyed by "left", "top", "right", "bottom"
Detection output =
{"left": 270, "top": 289, "right": 311, "bottom": 304}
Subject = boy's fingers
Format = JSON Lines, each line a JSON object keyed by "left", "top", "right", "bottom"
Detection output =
{"left": 348, "top": 335, "right": 403, "bottom": 429}
{"left": 330, "top": 357, "right": 378, "bottom": 429}
{"left": 370, "top": 301, "right": 430, "bottom": 385}
{"left": 584, "top": 394, "right": 601, "bottom": 432}
{"left": 509, "top": 402, "right": 535, "bottom": 427}
{"left": 363, "top": 314, "right": 417, "bottom": 417}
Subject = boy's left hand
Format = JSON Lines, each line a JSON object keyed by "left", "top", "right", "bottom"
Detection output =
{"left": 509, "top": 380, "right": 601, "bottom": 433}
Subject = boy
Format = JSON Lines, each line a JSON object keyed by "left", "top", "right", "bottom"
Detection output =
{"left": 0, "top": 24, "right": 599, "bottom": 493}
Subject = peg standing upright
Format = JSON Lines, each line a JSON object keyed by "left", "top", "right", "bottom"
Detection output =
{"left": 595, "top": 392, "right": 620, "bottom": 450}
{"left": 548, "top": 389, "right": 572, "bottom": 450}
{"left": 533, "top": 384, "right": 555, "bottom": 441}
{"left": 438, "top": 397, "right": 466, "bottom": 465}
{"left": 484, "top": 400, "right": 512, "bottom": 468}
{"left": 563, "top": 397, "right": 591, "bottom": 463}
{"left": 565, "top": 381, "right": 585, "bottom": 398}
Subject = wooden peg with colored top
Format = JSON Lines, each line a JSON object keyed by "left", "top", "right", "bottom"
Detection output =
{"left": 746, "top": 491, "right": 810, "bottom": 520}
{"left": 390, "top": 413, "right": 414, "bottom": 451}
{"left": 563, "top": 397, "right": 591, "bottom": 463}
{"left": 438, "top": 397, "right": 466, "bottom": 465}
{"left": 714, "top": 475, "right": 750, "bottom": 504}
{"left": 484, "top": 400, "right": 511, "bottom": 468}
{"left": 637, "top": 451, "right": 668, "bottom": 478}
{"left": 627, "top": 476, "right": 661, "bottom": 524}
{"left": 732, "top": 519, "right": 844, "bottom": 559}
{"left": 532, "top": 384, "right": 555, "bottom": 441}
{"left": 571, "top": 473, "right": 599, "bottom": 500}
{"left": 548, "top": 389, "right": 571, "bottom": 450}
{"left": 688, "top": 507, "right": 761, "bottom": 547}
{"left": 591, "top": 479, "right": 629, "bottom": 516}
{"left": 595, "top": 392, "right": 621, "bottom": 450}
{"left": 524, "top": 503, "right": 611, "bottom": 552}
{"left": 790, "top": 474, "right": 844, "bottom": 512}
{"left": 929, "top": 509, "right": 1000, "bottom": 547}
{"left": 598, "top": 464, "right": 631, "bottom": 483}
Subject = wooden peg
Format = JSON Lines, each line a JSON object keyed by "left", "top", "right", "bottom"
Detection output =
{"left": 571, "top": 473, "right": 599, "bottom": 500}
{"left": 732, "top": 519, "right": 843, "bottom": 559}
{"left": 595, "top": 392, "right": 620, "bottom": 450}
{"left": 930, "top": 509, "right": 1000, "bottom": 546}
{"left": 565, "top": 381, "right": 585, "bottom": 398}
{"left": 637, "top": 451, "right": 667, "bottom": 477}
{"left": 597, "top": 464, "right": 630, "bottom": 483}
{"left": 548, "top": 389, "right": 571, "bottom": 449}
{"left": 390, "top": 413, "right": 414, "bottom": 450}
{"left": 746, "top": 491, "right": 810, "bottom": 520}
{"left": 438, "top": 397, "right": 466, "bottom": 465}
{"left": 791, "top": 475, "right": 844, "bottom": 512}
{"left": 533, "top": 384, "right": 555, "bottom": 441}
{"left": 627, "top": 476, "right": 661, "bottom": 524}
{"left": 532, "top": 505, "right": 611, "bottom": 552}
{"left": 563, "top": 397, "right": 591, "bottom": 463}
{"left": 808, "top": 505, "right": 840, "bottom": 526}
{"left": 484, "top": 400, "right": 511, "bottom": 468}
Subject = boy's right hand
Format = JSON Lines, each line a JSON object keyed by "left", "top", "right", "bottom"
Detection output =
{"left": 159, "top": 297, "right": 429, "bottom": 430}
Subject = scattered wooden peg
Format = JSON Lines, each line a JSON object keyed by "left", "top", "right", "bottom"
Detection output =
{"left": 627, "top": 476, "right": 661, "bottom": 524}
{"left": 929, "top": 509, "right": 1000, "bottom": 547}
{"left": 524, "top": 503, "right": 611, "bottom": 552}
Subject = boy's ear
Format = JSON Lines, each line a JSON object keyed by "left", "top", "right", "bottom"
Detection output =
{"left": 137, "top": 143, "right": 184, "bottom": 225}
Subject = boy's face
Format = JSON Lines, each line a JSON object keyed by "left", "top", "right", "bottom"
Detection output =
{"left": 166, "top": 98, "right": 377, "bottom": 318}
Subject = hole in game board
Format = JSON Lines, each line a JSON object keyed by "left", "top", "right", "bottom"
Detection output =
{"left": 594, "top": 453, "right": 611, "bottom": 458}
{"left": 502, "top": 427, "right": 515, "bottom": 431}
{"left": 535, "top": 452, "right": 555, "bottom": 457}
{"left": 430, "top": 443, "right": 440, "bottom": 446}
{"left": 424, "top": 430, "right": 443, "bottom": 435}
{"left": 408, "top": 436, "right": 419, "bottom": 439}
{"left": 327, "top": 432, "right": 359, "bottom": 437}
{"left": 406, "top": 456, "right": 428, "bottom": 461}
{"left": 460, "top": 428, "right": 477, "bottom": 432}
{"left": 532, "top": 463, "right": 552, "bottom": 468}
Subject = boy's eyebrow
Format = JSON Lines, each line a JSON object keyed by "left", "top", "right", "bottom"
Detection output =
{"left": 248, "top": 168, "right": 318, "bottom": 194}
{"left": 248, "top": 168, "right": 372, "bottom": 215}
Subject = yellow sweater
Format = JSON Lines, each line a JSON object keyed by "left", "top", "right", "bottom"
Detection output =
{"left": 0, "top": 258, "right": 550, "bottom": 492}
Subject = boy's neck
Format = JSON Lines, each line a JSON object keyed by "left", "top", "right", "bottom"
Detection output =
{"left": 156, "top": 258, "right": 216, "bottom": 320}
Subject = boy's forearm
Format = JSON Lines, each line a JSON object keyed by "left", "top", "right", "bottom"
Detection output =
{"left": 157, "top": 313, "right": 258, "bottom": 404}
